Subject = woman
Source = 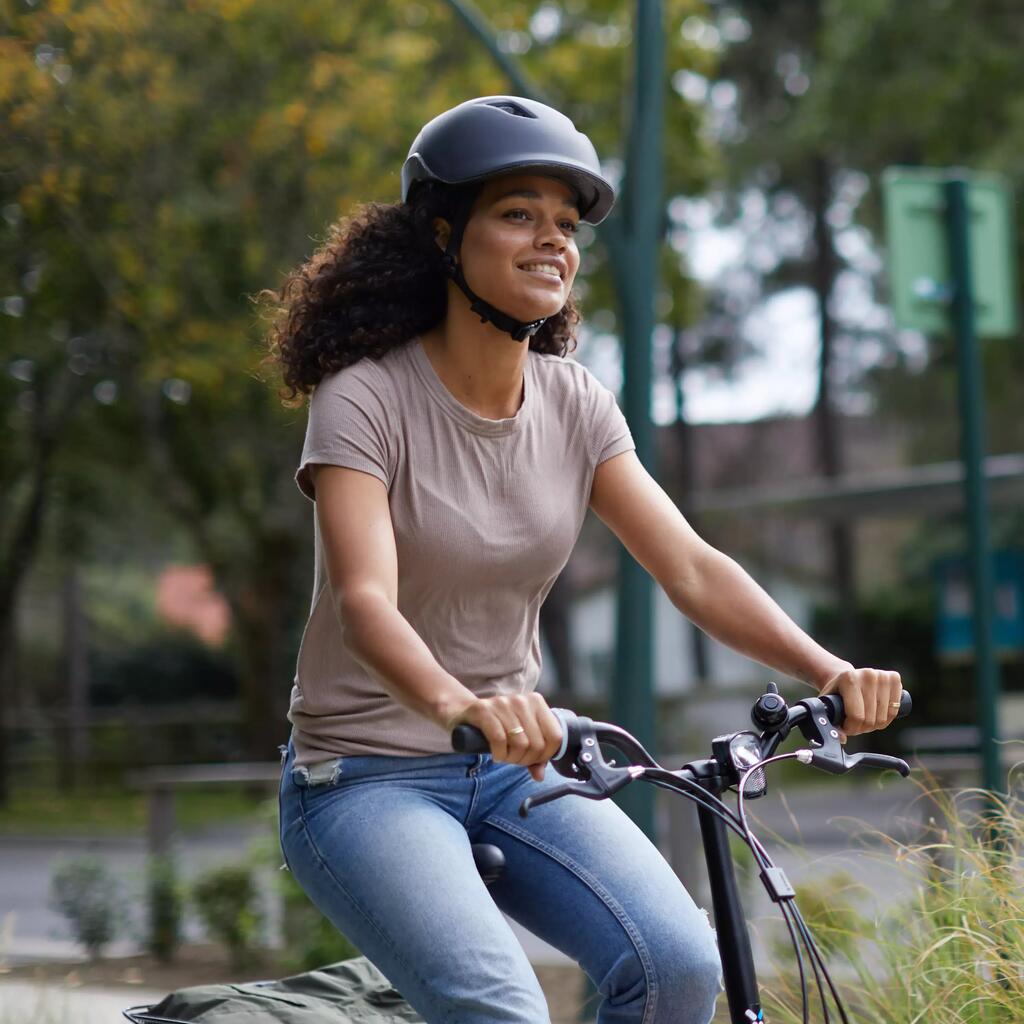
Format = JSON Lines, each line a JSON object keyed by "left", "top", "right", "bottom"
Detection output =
{"left": 263, "top": 96, "right": 903, "bottom": 1024}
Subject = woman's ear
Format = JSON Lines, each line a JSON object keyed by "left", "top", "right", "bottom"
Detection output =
{"left": 432, "top": 217, "right": 451, "bottom": 252}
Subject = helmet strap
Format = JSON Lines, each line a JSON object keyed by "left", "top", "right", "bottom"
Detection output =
{"left": 440, "top": 191, "right": 549, "bottom": 344}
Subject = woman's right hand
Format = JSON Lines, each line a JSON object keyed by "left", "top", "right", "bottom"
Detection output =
{"left": 444, "top": 692, "right": 563, "bottom": 782}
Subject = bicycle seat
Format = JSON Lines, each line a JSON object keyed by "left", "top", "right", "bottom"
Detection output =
{"left": 471, "top": 843, "right": 505, "bottom": 885}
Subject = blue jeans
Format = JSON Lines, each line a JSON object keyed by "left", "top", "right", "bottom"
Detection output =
{"left": 278, "top": 739, "right": 722, "bottom": 1024}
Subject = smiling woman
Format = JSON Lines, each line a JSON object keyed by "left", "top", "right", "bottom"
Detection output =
{"left": 257, "top": 92, "right": 905, "bottom": 1024}
{"left": 254, "top": 96, "right": 725, "bottom": 1024}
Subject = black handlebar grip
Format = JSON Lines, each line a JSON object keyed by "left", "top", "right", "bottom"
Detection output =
{"left": 451, "top": 723, "right": 490, "bottom": 753}
{"left": 821, "top": 688, "right": 912, "bottom": 724}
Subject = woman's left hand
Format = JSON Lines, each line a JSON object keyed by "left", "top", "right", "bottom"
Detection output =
{"left": 816, "top": 667, "right": 903, "bottom": 744}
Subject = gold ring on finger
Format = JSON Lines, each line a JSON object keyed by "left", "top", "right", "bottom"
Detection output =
{"left": 508, "top": 726, "right": 526, "bottom": 735}
{"left": 889, "top": 702, "right": 900, "bottom": 708}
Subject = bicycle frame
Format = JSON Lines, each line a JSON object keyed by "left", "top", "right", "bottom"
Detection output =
{"left": 677, "top": 758, "right": 765, "bottom": 1023}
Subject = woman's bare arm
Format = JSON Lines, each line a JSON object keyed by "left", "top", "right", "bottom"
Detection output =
{"left": 310, "top": 464, "right": 563, "bottom": 768}
{"left": 310, "top": 463, "right": 476, "bottom": 728}
{"left": 589, "top": 451, "right": 902, "bottom": 737}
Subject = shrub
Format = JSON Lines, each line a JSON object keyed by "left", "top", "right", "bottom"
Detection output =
{"left": 191, "top": 863, "right": 263, "bottom": 969}
{"left": 278, "top": 864, "right": 360, "bottom": 972}
{"left": 147, "top": 855, "right": 183, "bottom": 963}
{"left": 762, "top": 775, "right": 1024, "bottom": 1022}
{"left": 48, "top": 856, "right": 123, "bottom": 959}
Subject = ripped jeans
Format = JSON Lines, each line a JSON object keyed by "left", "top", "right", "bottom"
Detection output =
{"left": 278, "top": 739, "right": 722, "bottom": 1024}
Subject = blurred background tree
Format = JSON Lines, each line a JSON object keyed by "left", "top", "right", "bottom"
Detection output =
{"left": 0, "top": 0, "right": 714, "bottom": 800}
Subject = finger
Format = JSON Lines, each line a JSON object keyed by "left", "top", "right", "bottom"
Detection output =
{"left": 507, "top": 694, "right": 556, "bottom": 768}
{"left": 490, "top": 697, "right": 540, "bottom": 766}
{"left": 861, "top": 670, "right": 885, "bottom": 732}
{"left": 839, "top": 671, "right": 865, "bottom": 735}
{"left": 534, "top": 698, "right": 564, "bottom": 761}
{"left": 838, "top": 728, "right": 847, "bottom": 745}
{"left": 505, "top": 723, "right": 535, "bottom": 765}
{"left": 472, "top": 704, "right": 511, "bottom": 762}
{"left": 528, "top": 762, "right": 547, "bottom": 782}
{"left": 886, "top": 671, "right": 903, "bottom": 724}
{"left": 873, "top": 673, "right": 893, "bottom": 730}
{"left": 516, "top": 699, "right": 553, "bottom": 767}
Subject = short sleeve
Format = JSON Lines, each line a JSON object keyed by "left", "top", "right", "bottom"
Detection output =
{"left": 295, "top": 363, "right": 395, "bottom": 502}
{"left": 587, "top": 373, "right": 635, "bottom": 467}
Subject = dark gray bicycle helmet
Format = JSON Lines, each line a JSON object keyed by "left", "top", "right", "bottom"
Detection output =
{"left": 401, "top": 96, "right": 615, "bottom": 342}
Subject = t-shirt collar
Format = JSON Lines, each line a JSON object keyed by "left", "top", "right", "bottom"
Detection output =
{"left": 408, "top": 337, "right": 531, "bottom": 437}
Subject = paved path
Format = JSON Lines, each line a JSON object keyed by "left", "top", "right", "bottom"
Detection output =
{"left": 0, "top": 978, "right": 166, "bottom": 1024}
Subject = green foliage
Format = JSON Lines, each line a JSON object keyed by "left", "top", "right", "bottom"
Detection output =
{"left": 48, "top": 856, "right": 124, "bottom": 959}
{"left": 763, "top": 781, "right": 1024, "bottom": 1022}
{"left": 248, "top": 800, "right": 361, "bottom": 972}
{"left": 0, "top": 0, "right": 718, "bottom": 773}
{"left": 278, "top": 864, "right": 361, "bottom": 973}
{"left": 89, "top": 630, "right": 239, "bottom": 706}
{"left": 770, "top": 870, "right": 866, "bottom": 963}
{"left": 147, "top": 854, "right": 184, "bottom": 963}
{"left": 191, "top": 862, "right": 264, "bottom": 970}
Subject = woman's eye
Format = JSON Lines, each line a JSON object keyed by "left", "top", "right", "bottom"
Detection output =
{"left": 503, "top": 209, "right": 578, "bottom": 233}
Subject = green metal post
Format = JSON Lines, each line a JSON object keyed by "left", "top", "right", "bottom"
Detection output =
{"left": 610, "top": 0, "right": 663, "bottom": 839}
{"left": 945, "top": 177, "right": 1002, "bottom": 798}
{"left": 442, "top": 0, "right": 664, "bottom": 841}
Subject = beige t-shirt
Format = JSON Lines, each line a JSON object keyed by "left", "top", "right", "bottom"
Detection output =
{"left": 288, "top": 337, "right": 634, "bottom": 765}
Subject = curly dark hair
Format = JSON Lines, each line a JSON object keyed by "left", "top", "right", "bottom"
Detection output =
{"left": 256, "top": 180, "right": 582, "bottom": 407}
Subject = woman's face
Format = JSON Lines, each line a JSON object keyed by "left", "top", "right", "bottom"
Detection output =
{"left": 444, "top": 172, "right": 582, "bottom": 322}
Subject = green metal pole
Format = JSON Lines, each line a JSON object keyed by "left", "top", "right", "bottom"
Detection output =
{"left": 945, "top": 177, "right": 1002, "bottom": 798}
{"left": 441, "top": 0, "right": 663, "bottom": 840}
{"left": 610, "top": 0, "right": 663, "bottom": 839}
{"left": 441, "top": 0, "right": 552, "bottom": 104}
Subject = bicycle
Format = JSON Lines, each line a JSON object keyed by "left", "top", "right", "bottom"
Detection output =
{"left": 452, "top": 682, "right": 913, "bottom": 1024}
{"left": 124, "top": 682, "right": 911, "bottom": 1023}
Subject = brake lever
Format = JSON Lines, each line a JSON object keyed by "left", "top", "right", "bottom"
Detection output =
{"left": 519, "top": 766, "right": 644, "bottom": 817}
{"left": 844, "top": 752, "right": 910, "bottom": 776}
{"left": 796, "top": 697, "right": 910, "bottom": 777}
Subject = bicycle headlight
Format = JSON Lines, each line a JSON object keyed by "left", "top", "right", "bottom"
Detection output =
{"left": 713, "top": 731, "right": 767, "bottom": 799}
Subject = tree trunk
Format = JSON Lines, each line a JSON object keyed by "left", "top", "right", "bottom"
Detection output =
{"left": 231, "top": 564, "right": 294, "bottom": 761}
{"left": 0, "top": 376, "right": 66, "bottom": 805}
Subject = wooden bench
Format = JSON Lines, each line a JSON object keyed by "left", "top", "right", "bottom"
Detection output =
{"left": 127, "top": 762, "right": 281, "bottom": 858}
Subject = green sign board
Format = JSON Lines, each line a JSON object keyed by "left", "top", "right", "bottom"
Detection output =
{"left": 883, "top": 167, "right": 1019, "bottom": 338}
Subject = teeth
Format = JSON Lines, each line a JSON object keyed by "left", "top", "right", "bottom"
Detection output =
{"left": 520, "top": 263, "right": 561, "bottom": 278}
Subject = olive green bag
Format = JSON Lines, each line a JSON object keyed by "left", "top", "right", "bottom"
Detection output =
{"left": 123, "top": 956, "right": 425, "bottom": 1023}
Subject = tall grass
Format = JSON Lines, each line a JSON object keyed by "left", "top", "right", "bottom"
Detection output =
{"left": 761, "top": 775, "right": 1024, "bottom": 1023}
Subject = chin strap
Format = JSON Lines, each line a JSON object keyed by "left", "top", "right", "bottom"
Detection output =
{"left": 441, "top": 192, "right": 549, "bottom": 344}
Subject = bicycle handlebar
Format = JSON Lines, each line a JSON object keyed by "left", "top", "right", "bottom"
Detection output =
{"left": 451, "top": 688, "right": 913, "bottom": 766}
{"left": 451, "top": 686, "right": 913, "bottom": 809}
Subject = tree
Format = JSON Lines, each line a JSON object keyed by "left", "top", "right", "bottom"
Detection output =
{"left": 806, "top": 0, "right": 1024, "bottom": 463}
{"left": 1, "top": 1, "right": 715, "bottom": 793}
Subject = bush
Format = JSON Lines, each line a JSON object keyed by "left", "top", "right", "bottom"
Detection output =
{"left": 763, "top": 776, "right": 1024, "bottom": 1022}
{"left": 89, "top": 632, "right": 238, "bottom": 707}
{"left": 278, "top": 864, "right": 360, "bottom": 973}
{"left": 147, "top": 855, "right": 183, "bottom": 963}
{"left": 191, "top": 863, "right": 263, "bottom": 969}
{"left": 48, "top": 856, "right": 123, "bottom": 959}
